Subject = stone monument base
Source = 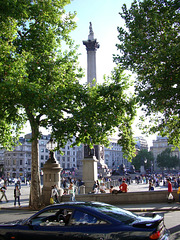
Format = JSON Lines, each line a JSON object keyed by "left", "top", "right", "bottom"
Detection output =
{"left": 82, "top": 156, "right": 98, "bottom": 194}
{"left": 42, "top": 160, "right": 62, "bottom": 205}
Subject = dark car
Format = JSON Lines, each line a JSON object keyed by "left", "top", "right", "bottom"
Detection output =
{"left": 0, "top": 201, "right": 170, "bottom": 240}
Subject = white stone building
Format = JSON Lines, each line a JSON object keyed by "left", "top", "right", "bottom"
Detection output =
{"left": 134, "top": 136, "right": 148, "bottom": 150}
{"left": 104, "top": 137, "right": 131, "bottom": 170}
{"left": 150, "top": 136, "right": 180, "bottom": 171}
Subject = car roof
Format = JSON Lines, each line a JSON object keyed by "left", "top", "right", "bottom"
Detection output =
{"left": 37, "top": 201, "right": 118, "bottom": 222}
{"left": 43, "top": 201, "right": 111, "bottom": 211}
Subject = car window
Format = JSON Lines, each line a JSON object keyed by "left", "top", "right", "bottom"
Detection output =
{"left": 82, "top": 202, "right": 138, "bottom": 224}
{"left": 30, "top": 209, "right": 72, "bottom": 227}
{"left": 69, "top": 210, "right": 107, "bottom": 226}
{"left": 94, "top": 205, "right": 137, "bottom": 224}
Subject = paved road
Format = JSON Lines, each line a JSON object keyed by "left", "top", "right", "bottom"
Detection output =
{"left": 0, "top": 182, "right": 180, "bottom": 239}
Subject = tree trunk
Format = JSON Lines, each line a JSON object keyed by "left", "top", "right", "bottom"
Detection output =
{"left": 29, "top": 126, "right": 41, "bottom": 209}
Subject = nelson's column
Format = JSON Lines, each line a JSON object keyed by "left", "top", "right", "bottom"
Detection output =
{"left": 82, "top": 23, "right": 106, "bottom": 193}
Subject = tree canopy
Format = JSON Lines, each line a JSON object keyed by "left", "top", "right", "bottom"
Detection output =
{"left": 115, "top": 0, "right": 180, "bottom": 148}
{"left": 132, "top": 148, "right": 154, "bottom": 171}
{"left": 0, "top": 0, "right": 136, "bottom": 209}
{"left": 157, "top": 148, "right": 179, "bottom": 170}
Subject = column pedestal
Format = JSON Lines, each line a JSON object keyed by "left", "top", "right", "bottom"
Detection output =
{"left": 42, "top": 160, "right": 62, "bottom": 205}
{"left": 140, "top": 165, "right": 146, "bottom": 175}
{"left": 82, "top": 156, "right": 98, "bottom": 194}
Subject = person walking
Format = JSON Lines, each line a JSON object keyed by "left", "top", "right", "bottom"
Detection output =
{"left": 69, "top": 181, "right": 76, "bottom": 201}
{"left": 14, "top": 185, "right": 21, "bottom": 207}
{"left": 0, "top": 184, "right": 8, "bottom": 202}
{"left": 167, "top": 178, "right": 173, "bottom": 202}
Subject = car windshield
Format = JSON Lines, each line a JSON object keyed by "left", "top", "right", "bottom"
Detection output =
{"left": 82, "top": 202, "right": 138, "bottom": 224}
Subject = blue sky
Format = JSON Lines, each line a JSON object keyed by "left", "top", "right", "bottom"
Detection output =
{"left": 65, "top": 0, "right": 133, "bottom": 83}
{"left": 65, "top": 0, "right": 156, "bottom": 146}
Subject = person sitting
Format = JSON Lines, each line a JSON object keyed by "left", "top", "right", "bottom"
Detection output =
{"left": 100, "top": 183, "right": 106, "bottom": 193}
{"left": 149, "top": 182, "right": 154, "bottom": 191}
{"left": 110, "top": 185, "right": 114, "bottom": 193}
{"left": 92, "top": 185, "right": 101, "bottom": 194}
{"left": 119, "top": 180, "right": 128, "bottom": 193}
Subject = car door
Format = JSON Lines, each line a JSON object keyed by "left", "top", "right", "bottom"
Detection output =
{"left": 65, "top": 209, "right": 112, "bottom": 240}
{"left": 16, "top": 208, "right": 69, "bottom": 240}
{"left": 16, "top": 224, "right": 66, "bottom": 240}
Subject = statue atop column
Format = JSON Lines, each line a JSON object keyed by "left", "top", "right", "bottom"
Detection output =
{"left": 84, "top": 144, "right": 94, "bottom": 158}
{"left": 83, "top": 22, "right": 100, "bottom": 52}
{"left": 88, "top": 22, "right": 94, "bottom": 40}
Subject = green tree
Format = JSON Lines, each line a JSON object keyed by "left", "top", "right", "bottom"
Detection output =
{"left": 115, "top": 0, "right": 180, "bottom": 148}
{"left": 0, "top": 4, "right": 27, "bottom": 148}
{"left": 0, "top": 1, "right": 136, "bottom": 209}
{"left": 132, "top": 149, "right": 154, "bottom": 171}
{"left": 157, "top": 148, "right": 179, "bottom": 170}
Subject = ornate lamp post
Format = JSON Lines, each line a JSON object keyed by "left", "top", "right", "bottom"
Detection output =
{"left": 42, "top": 138, "right": 63, "bottom": 205}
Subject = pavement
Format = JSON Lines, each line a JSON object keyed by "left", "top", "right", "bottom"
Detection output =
{"left": 0, "top": 182, "right": 180, "bottom": 212}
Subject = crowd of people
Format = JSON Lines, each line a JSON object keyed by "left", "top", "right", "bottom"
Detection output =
{"left": 0, "top": 172, "right": 180, "bottom": 205}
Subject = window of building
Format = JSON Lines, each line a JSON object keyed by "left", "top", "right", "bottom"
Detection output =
{"left": 41, "top": 155, "right": 44, "bottom": 160}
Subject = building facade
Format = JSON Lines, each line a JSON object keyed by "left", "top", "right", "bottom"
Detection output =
{"left": 3, "top": 134, "right": 79, "bottom": 179}
{"left": 2, "top": 134, "right": 148, "bottom": 179}
{"left": 104, "top": 137, "right": 131, "bottom": 170}
{"left": 134, "top": 136, "right": 148, "bottom": 150}
{"left": 3, "top": 136, "right": 32, "bottom": 179}
{"left": 150, "top": 136, "right": 180, "bottom": 171}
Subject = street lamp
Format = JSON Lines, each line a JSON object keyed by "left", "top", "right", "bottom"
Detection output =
{"left": 46, "top": 138, "right": 57, "bottom": 163}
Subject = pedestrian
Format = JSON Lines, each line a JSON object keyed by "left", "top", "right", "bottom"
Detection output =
{"left": 119, "top": 180, "right": 128, "bottom": 193}
{"left": 68, "top": 181, "right": 76, "bottom": 201}
{"left": 14, "top": 185, "right": 21, "bottom": 207}
{"left": 167, "top": 178, "right": 174, "bottom": 203}
{"left": 51, "top": 185, "right": 59, "bottom": 203}
{"left": 0, "top": 184, "right": 8, "bottom": 202}
{"left": 177, "top": 185, "right": 180, "bottom": 203}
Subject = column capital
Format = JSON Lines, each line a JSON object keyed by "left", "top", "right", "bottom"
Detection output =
{"left": 83, "top": 39, "right": 100, "bottom": 51}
